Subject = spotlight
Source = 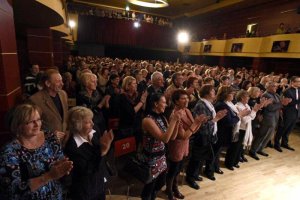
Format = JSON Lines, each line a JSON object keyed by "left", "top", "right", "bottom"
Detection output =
{"left": 133, "top": 21, "right": 140, "bottom": 28}
{"left": 125, "top": 5, "right": 130, "bottom": 11}
{"left": 68, "top": 20, "right": 76, "bottom": 28}
{"left": 177, "top": 31, "right": 189, "bottom": 44}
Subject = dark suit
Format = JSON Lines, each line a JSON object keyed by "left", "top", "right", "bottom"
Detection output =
{"left": 214, "top": 101, "right": 240, "bottom": 170}
{"left": 251, "top": 91, "right": 281, "bottom": 153}
{"left": 29, "top": 89, "right": 68, "bottom": 132}
{"left": 275, "top": 87, "right": 300, "bottom": 147}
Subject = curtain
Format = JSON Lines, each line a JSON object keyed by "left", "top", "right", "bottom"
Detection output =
{"left": 77, "top": 16, "right": 176, "bottom": 49}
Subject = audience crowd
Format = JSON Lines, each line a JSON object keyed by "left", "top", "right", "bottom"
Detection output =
{"left": 1, "top": 55, "right": 299, "bottom": 200}
{"left": 68, "top": 4, "right": 172, "bottom": 27}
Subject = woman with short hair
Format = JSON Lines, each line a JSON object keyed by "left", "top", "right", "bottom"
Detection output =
{"left": 186, "top": 85, "right": 227, "bottom": 190}
{"left": 77, "top": 72, "right": 110, "bottom": 133}
{"left": 166, "top": 89, "right": 206, "bottom": 199}
{"left": 234, "top": 90, "right": 261, "bottom": 164}
{"left": 65, "top": 106, "right": 114, "bottom": 200}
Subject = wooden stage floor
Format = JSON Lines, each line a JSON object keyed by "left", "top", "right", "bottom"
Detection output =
{"left": 107, "top": 127, "right": 300, "bottom": 200}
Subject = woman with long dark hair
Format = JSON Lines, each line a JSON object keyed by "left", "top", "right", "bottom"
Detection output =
{"left": 140, "top": 93, "right": 181, "bottom": 200}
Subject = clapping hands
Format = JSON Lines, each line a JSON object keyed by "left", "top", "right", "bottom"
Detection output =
{"left": 281, "top": 97, "right": 292, "bottom": 106}
{"left": 194, "top": 114, "right": 208, "bottom": 124}
{"left": 49, "top": 157, "right": 73, "bottom": 180}
{"left": 215, "top": 109, "right": 227, "bottom": 121}
{"left": 140, "top": 91, "right": 148, "bottom": 104}
{"left": 239, "top": 108, "right": 251, "bottom": 117}
{"left": 260, "top": 97, "right": 273, "bottom": 107}
{"left": 54, "top": 131, "right": 66, "bottom": 142}
{"left": 169, "top": 110, "right": 182, "bottom": 122}
{"left": 253, "top": 103, "right": 263, "bottom": 112}
{"left": 100, "top": 129, "right": 114, "bottom": 156}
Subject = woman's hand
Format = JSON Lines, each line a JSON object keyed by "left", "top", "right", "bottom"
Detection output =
{"left": 98, "top": 95, "right": 111, "bottom": 108}
{"left": 239, "top": 108, "right": 251, "bottom": 117}
{"left": 194, "top": 114, "right": 208, "bottom": 124}
{"left": 253, "top": 103, "right": 262, "bottom": 112}
{"left": 213, "top": 109, "right": 227, "bottom": 122}
{"left": 54, "top": 131, "right": 66, "bottom": 142}
{"left": 169, "top": 110, "right": 182, "bottom": 122}
{"left": 140, "top": 91, "right": 148, "bottom": 104}
{"left": 100, "top": 129, "right": 114, "bottom": 156}
{"left": 29, "top": 157, "right": 73, "bottom": 192}
{"left": 48, "top": 157, "right": 73, "bottom": 180}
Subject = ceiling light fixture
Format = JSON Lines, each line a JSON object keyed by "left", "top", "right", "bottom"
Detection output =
{"left": 127, "top": 0, "right": 169, "bottom": 8}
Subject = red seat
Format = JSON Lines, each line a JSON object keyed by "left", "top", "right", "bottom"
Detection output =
{"left": 114, "top": 136, "right": 136, "bottom": 157}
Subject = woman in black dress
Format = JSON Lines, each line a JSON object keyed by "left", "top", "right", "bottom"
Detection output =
{"left": 65, "top": 106, "right": 113, "bottom": 200}
{"left": 76, "top": 72, "right": 110, "bottom": 133}
{"left": 214, "top": 86, "right": 249, "bottom": 171}
{"left": 118, "top": 76, "right": 147, "bottom": 143}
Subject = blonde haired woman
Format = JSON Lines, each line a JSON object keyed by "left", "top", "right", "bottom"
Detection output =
{"left": 118, "top": 76, "right": 147, "bottom": 142}
{"left": 65, "top": 106, "right": 113, "bottom": 200}
{"left": 235, "top": 90, "right": 261, "bottom": 164}
{"left": 77, "top": 72, "right": 110, "bottom": 133}
{"left": 0, "top": 104, "right": 72, "bottom": 199}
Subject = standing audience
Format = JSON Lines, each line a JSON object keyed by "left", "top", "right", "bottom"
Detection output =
{"left": 9, "top": 56, "right": 300, "bottom": 199}
{"left": 274, "top": 76, "right": 300, "bottom": 152}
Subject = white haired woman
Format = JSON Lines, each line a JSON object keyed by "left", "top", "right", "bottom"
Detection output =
{"left": 77, "top": 72, "right": 110, "bottom": 133}
{"left": 65, "top": 106, "right": 114, "bottom": 200}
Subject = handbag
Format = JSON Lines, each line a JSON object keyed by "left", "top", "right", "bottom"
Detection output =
{"left": 124, "top": 156, "right": 153, "bottom": 184}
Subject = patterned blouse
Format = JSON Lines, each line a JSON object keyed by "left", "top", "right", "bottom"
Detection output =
{"left": 140, "top": 112, "right": 168, "bottom": 179}
{"left": 0, "top": 132, "right": 64, "bottom": 200}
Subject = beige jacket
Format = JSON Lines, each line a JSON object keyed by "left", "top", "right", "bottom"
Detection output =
{"left": 29, "top": 89, "right": 68, "bottom": 132}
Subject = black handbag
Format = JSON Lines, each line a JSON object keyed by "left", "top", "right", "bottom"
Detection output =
{"left": 124, "top": 156, "right": 153, "bottom": 184}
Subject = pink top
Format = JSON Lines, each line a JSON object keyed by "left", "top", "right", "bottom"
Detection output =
{"left": 168, "top": 108, "right": 193, "bottom": 162}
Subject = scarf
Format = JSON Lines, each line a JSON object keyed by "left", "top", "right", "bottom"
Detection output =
{"left": 225, "top": 101, "right": 241, "bottom": 141}
{"left": 201, "top": 98, "right": 217, "bottom": 135}
{"left": 235, "top": 102, "right": 256, "bottom": 148}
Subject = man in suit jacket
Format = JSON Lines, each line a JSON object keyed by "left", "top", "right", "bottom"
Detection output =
{"left": 274, "top": 76, "right": 300, "bottom": 152}
{"left": 29, "top": 69, "right": 69, "bottom": 146}
{"left": 249, "top": 81, "right": 291, "bottom": 160}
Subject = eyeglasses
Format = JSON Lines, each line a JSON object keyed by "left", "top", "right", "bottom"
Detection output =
{"left": 25, "top": 119, "right": 42, "bottom": 125}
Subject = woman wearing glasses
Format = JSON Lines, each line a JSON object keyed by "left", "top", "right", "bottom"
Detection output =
{"left": 0, "top": 104, "right": 73, "bottom": 200}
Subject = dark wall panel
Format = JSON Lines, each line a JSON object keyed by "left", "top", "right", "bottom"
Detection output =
{"left": 182, "top": 0, "right": 300, "bottom": 40}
